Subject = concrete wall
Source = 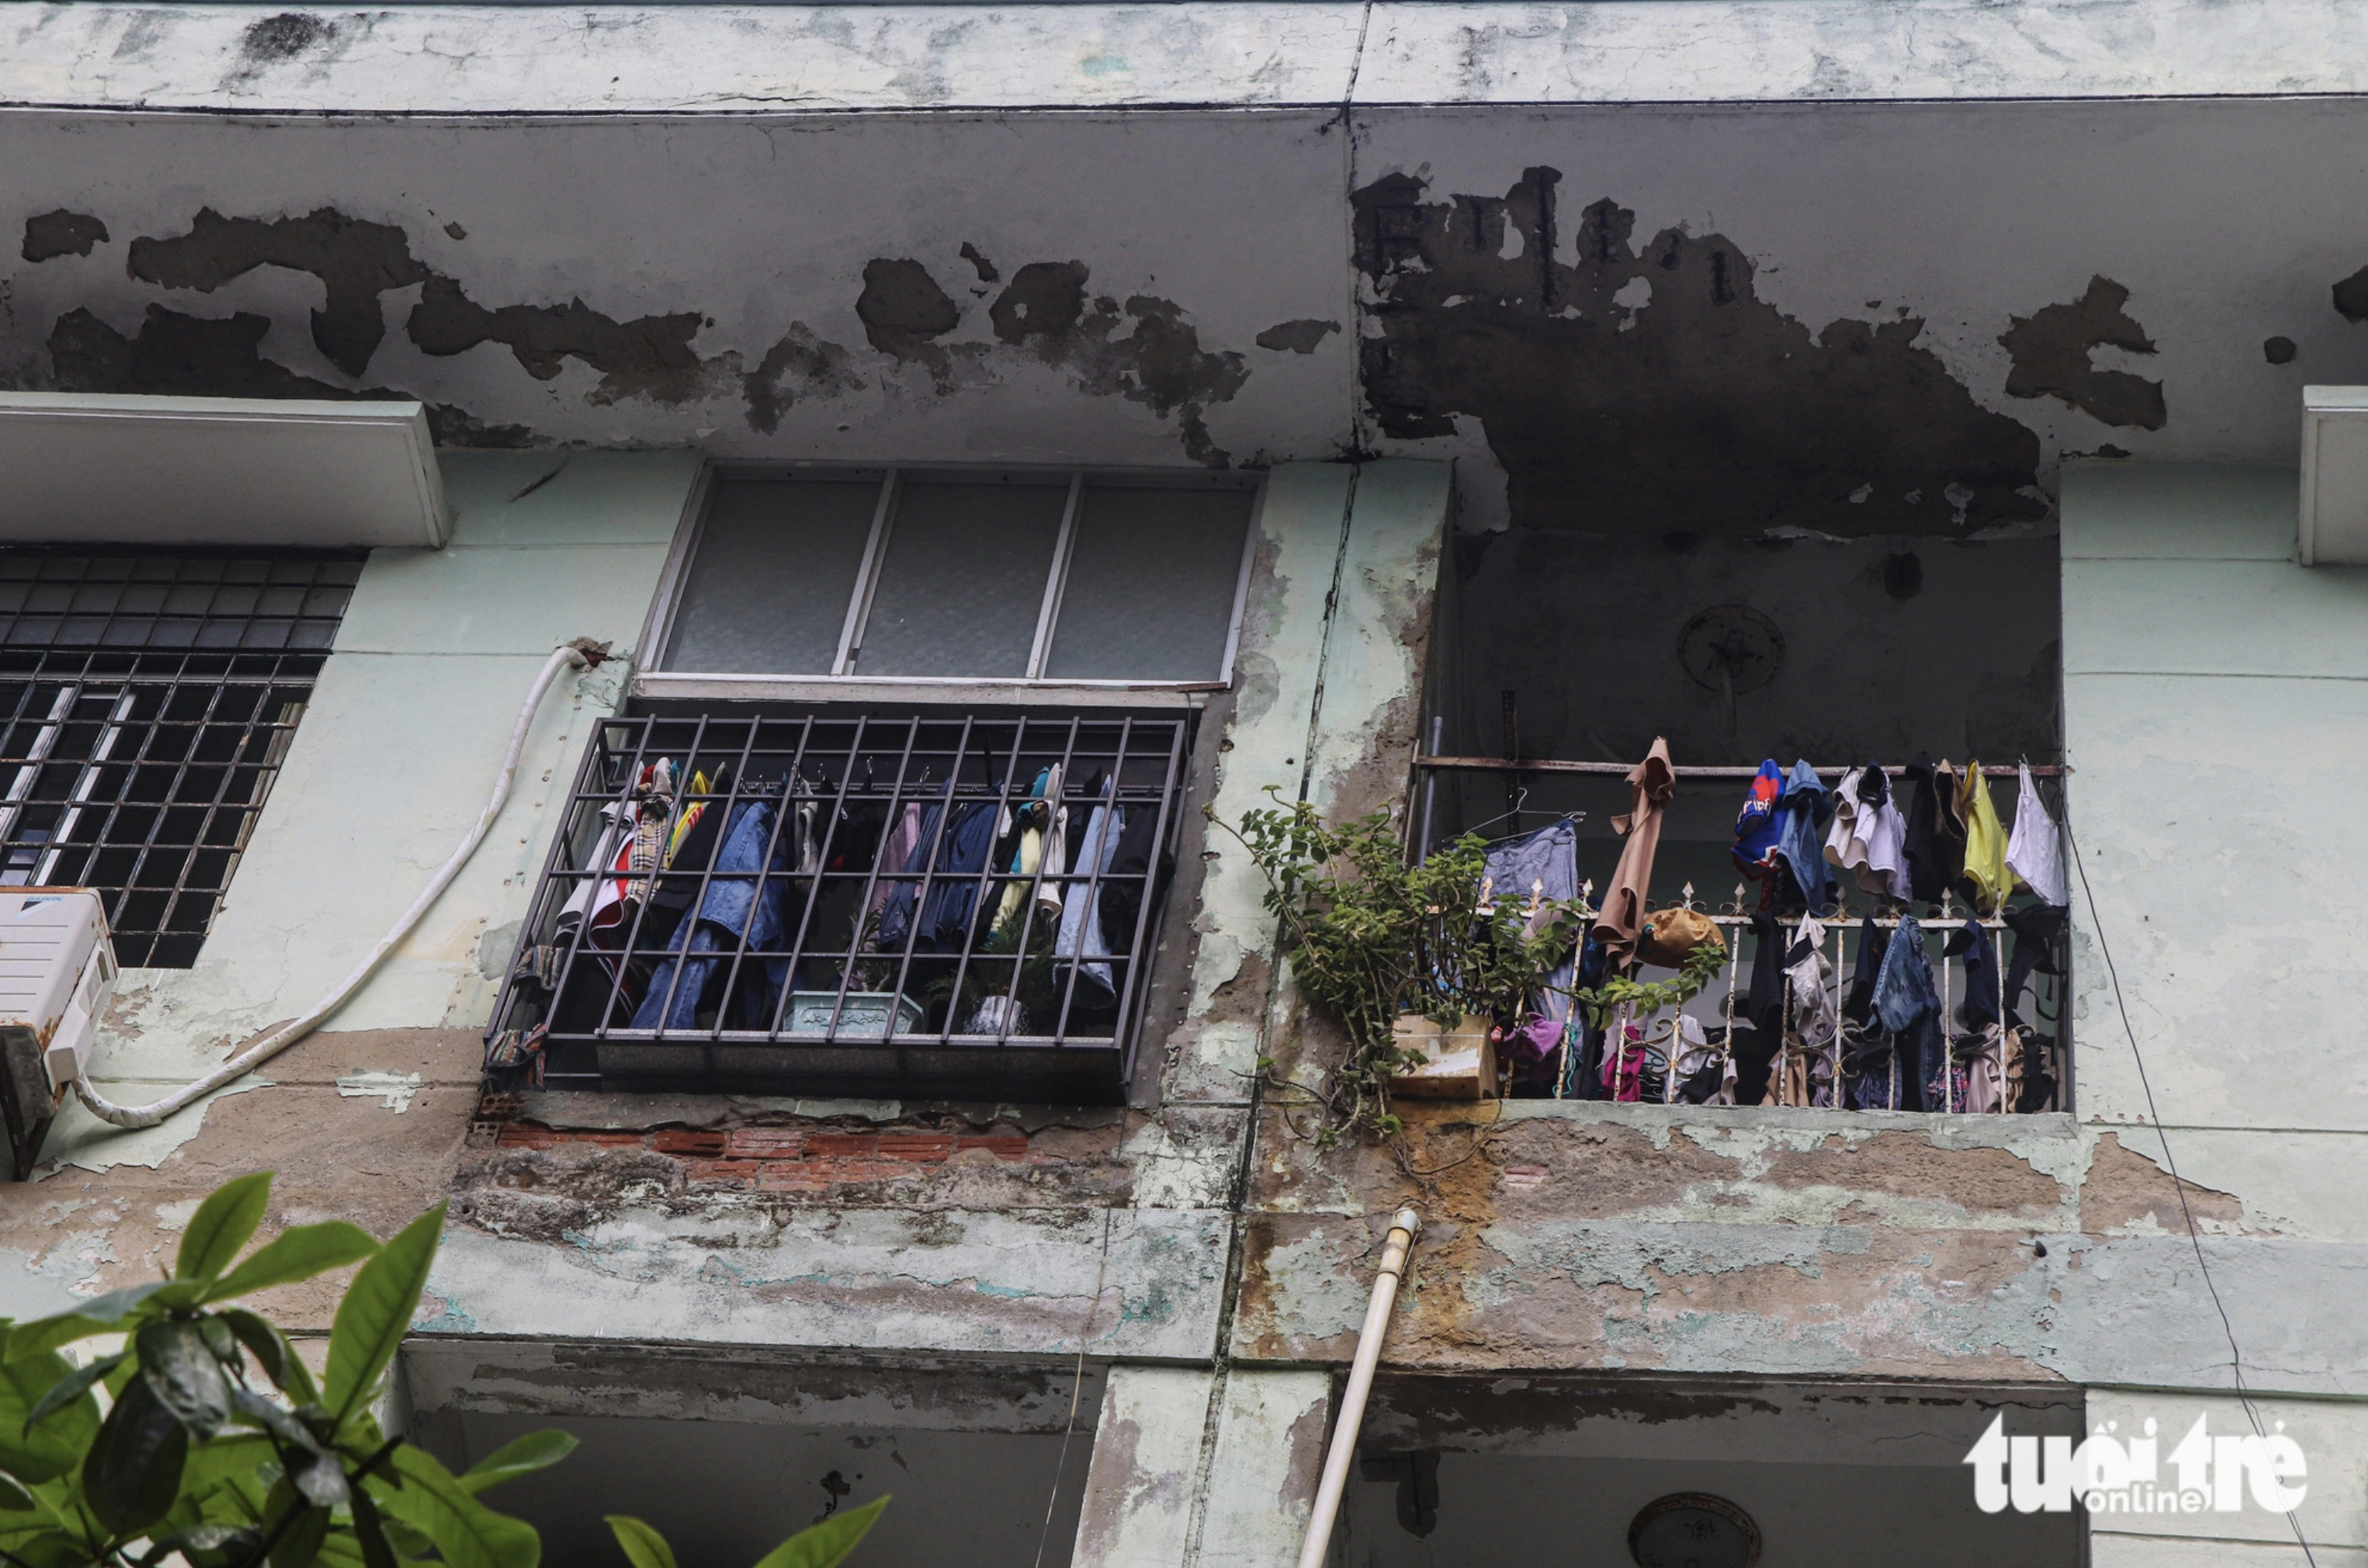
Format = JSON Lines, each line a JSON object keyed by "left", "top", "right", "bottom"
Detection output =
{"left": 15, "top": 64, "right": 2368, "bottom": 545}
{"left": 0, "top": 447, "right": 692, "bottom": 1324}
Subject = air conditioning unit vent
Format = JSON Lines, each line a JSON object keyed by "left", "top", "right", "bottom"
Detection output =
{"left": 0, "top": 890, "right": 116, "bottom": 1180}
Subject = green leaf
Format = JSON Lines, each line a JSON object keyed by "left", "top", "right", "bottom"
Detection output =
{"left": 374, "top": 1444, "right": 538, "bottom": 1568}
{"left": 325, "top": 1205, "right": 443, "bottom": 1429}
{"left": 459, "top": 1431, "right": 576, "bottom": 1495}
{"left": 172, "top": 1431, "right": 277, "bottom": 1503}
{"left": 23, "top": 1350, "right": 123, "bottom": 1436}
{"left": 749, "top": 1495, "right": 888, "bottom": 1568}
{"left": 0, "top": 1346, "right": 98, "bottom": 1485}
{"left": 205, "top": 1223, "right": 380, "bottom": 1306}
{"left": 349, "top": 1481, "right": 399, "bottom": 1568}
{"left": 217, "top": 1310, "right": 294, "bottom": 1392}
{"left": 85, "top": 1374, "right": 189, "bottom": 1537}
{"left": 6, "top": 1283, "right": 167, "bottom": 1361}
{"left": 138, "top": 1319, "right": 233, "bottom": 1440}
{"left": 0, "top": 1470, "right": 36, "bottom": 1513}
{"left": 226, "top": 1390, "right": 328, "bottom": 1461}
{"left": 268, "top": 1500, "right": 329, "bottom": 1568}
{"left": 177, "top": 1173, "right": 275, "bottom": 1284}
{"left": 604, "top": 1516, "right": 676, "bottom": 1568}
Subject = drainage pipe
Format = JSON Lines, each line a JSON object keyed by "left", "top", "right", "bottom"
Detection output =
{"left": 1294, "top": 1205, "right": 1421, "bottom": 1568}
{"left": 71, "top": 637, "right": 609, "bottom": 1130}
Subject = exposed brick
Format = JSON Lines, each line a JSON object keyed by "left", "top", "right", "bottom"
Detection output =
{"left": 807, "top": 1133, "right": 880, "bottom": 1157}
{"left": 956, "top": 1135, "right": 1030, "bottom": 1161}
{"left": 495, "top": 1125, "right": 559, "bottom": 1149}
{"left": 725, "top": 1128, "right": 807, "bottom": 1158}
{"left": 878, "top": 1132, "right": 955, "bottom": 1162}
{"left": 571, "top": 1131, "right": 647, "bottom": 1148}
{"left": 650, "top": 1129, "right": 729, "bottom": 1156}
{"left": 683, "top": 1158, "right": 771, "bottom": 1185}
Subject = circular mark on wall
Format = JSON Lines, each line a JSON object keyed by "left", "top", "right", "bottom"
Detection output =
{"left": 1676, "top": 605, "right": 1784, "bottom": 695}
{"left": 2265, "top": 336, "right": 2298, "bottom": 365}
{"left": 1629, "top": 1492, "right": 1762, "bottom": 1568}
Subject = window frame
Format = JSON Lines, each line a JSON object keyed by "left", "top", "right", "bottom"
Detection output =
{"left": 634, "top": 463, "right": 1264, "bottom": 705}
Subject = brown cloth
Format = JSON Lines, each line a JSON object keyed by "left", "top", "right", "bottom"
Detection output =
{"left": 1593, "top": 737, "right": 1676, "bottom": 965}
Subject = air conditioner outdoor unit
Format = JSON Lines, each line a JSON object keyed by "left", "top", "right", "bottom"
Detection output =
{"left": 0, "top": 890, "right": 116, "bottom": 1180}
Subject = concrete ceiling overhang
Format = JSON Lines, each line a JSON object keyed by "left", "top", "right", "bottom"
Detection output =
{"left": 0, "top": 394, "right": 448, "bottom": 549}
{"left": 2300, "top": 387, "right": 2368, "bottom": 565}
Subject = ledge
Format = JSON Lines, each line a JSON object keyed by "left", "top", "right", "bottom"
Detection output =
{"left": 6, "top": 2, "right": 2368, "bottom": 116}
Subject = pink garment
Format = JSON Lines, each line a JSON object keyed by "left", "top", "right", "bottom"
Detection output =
{"left": 1600, "top": 1022, "right": 1651, "bottom": 1102}
{"left": 866, "top": 804, "right": 925, "bottom": 922}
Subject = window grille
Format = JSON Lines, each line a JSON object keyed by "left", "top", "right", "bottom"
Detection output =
{"left": 0, "top": 551, "right": 361, "bottom": 967}
{"left": 487, "top": 707, "right": 1190, "bottom": 1100}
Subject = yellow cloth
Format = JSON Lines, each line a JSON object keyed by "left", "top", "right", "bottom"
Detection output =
{"left": 995, "top": 827, "right": 1043, "bottom": 932}
{"left": 1955, "top": 761, "right": 2011, "bottom": 910}
{"left": 665, "top": 769, "right": 711, "bottom": 864}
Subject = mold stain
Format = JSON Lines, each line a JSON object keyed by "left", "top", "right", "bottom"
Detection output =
{"left": 1352, "top": 168, "right": 2046, "bottom": 537}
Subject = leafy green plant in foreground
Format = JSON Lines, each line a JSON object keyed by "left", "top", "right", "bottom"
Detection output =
{"left": 0, "top": 1172, "right": 884, "bottom": 1568}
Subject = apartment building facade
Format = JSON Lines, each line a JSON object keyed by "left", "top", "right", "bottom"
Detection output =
{"left": 0, "top": 2, "right": 2363, "bottom": 1563}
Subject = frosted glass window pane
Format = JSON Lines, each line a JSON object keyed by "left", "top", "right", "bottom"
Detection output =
{"left": 855, "top": 481, "right": 1067, "bottom": 677}
{"left": 663, "top": 479, "right": 879, "bottom": 674}
{"left": 1045, "top": 487, "right": 1253, "bottom": 681}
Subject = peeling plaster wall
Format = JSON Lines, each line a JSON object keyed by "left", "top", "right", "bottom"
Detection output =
{"left": 0, "top": 110, "right": 1348, "bottom": 471}
{"left": 421, "top": 463, "right": 1449, "bottom": 1367}
{"left": 11, "top": 93, "right": 2368, "bottom": 533}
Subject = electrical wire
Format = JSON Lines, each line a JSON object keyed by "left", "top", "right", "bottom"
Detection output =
{"left": 71, "top": 638, "right": 606, "bottom": 1130}
{"left": 2066, "top": 819, "right": 2316, "bottom": 1564}
{"left": 1033, "top": 1209, "right": 1113, "bottom": 1568}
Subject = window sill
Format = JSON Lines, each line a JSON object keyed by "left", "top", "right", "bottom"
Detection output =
{"left": 634, "top": 672, "right": 1219, "bottom": 707}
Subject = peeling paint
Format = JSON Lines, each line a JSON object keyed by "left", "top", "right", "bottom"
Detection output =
{"left": 338, "top": 1070, "right": 423, "bottom": 1112}
{"left": 1354, "top": 171, "right": 2045, "bottom": 536}
{"left": 21, "top": 209, "right": 108, "bottom": 263}
{"left": 1998, "top": 275, "right": 2166, "bottom": 430}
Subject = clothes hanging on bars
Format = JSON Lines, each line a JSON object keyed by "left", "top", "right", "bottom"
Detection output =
{"left": 916, "top": 799, "right": 1006, "bottom": 951}
{"left": 2002, "top": 903, "right": 2067, "bottom": 1030}
{"left": 1726, "top": 911, "right": 1785, "bottom": 1106}
{"left": 1099, "top": 799, "right": 1165, "bottom": 957}
{"left": 871, "top": 799, "right": 942, "bottom": 949}
{"left": 1871, "top": 913, "right": 1943, "bottom": 1113}
{"left": 1901, "top": 753, "right": 1966, "bottom": 906}
{"left": 1772, "top": 761, "right": 1838, "bottom": 915}
{"left": 1956, "top": 761, "right": 2012, "bottom": 911}
{"left": 1672, "top": 1014, "right": 1734, "bottom": 1105}
{"left": 1485, "top": 819, "right": 1582, "bottom": 1031}
{"left": 1058, "top": 799, "right": 1125, "bottom": 992}
{"left": 1945, "top": 919, "right": 2004, "bottom": 1032}
{"left": 1594, "top": 737, "right": 1676, "bottom": 965}
{"left": 630, "top": 797, "right": 796, "bottom": 1031}
{"left": 1565, "top": 933, "right": 1611, "bottom": 1099}
{"left": 2005, "top": 762, "right": 2069, "bottom": 906}
{"left": 1826, "top": 765, "right": 1911, "bottom": 902}
{"left": 1774, "top": 914, "right": 1840, "bottom": 1108}
{"left": 1731, "top": 759, "right": 1784, "bottom": 882}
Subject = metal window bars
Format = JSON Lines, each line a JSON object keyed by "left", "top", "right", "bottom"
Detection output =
{"left": 487, "top": 708, "right": 1192, "bottom": 1100}
{"left": 0, "top": 551, "right": 362, "bottom": 968}
{"left": 1569, "top": 893, "right": 2066, "bottom": 1114}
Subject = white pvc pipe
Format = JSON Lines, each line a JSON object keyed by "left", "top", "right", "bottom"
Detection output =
{"left": 72, "top": 639, "right": 604, "bottom": 1130}
{"left": 1295, "top": 1205, "right": 1420, "bottom": 1568}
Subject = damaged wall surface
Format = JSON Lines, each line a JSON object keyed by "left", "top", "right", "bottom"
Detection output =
{"left": 10, "top": 93, "right": 2368, "bottom": 537}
